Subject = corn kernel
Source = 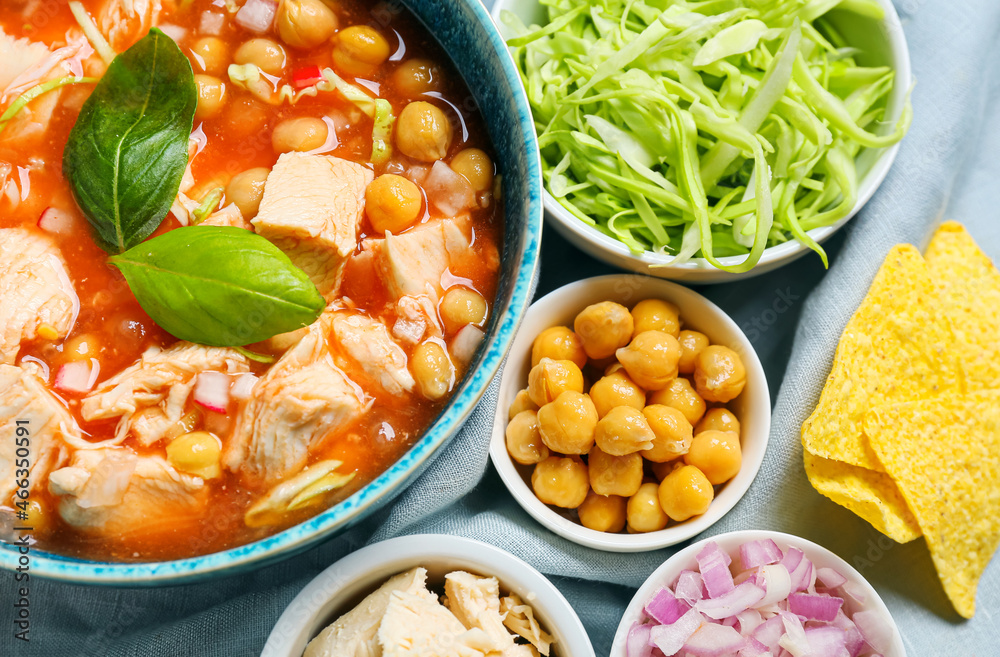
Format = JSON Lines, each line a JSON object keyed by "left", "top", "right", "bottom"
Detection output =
{"left": 37, "top": 323, "right": 60, "bottom": 341}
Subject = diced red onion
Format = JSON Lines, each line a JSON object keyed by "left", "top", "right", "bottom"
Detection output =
{"left": 842, "top": 580, "right": 868, "bottom": 606}
{"left": 674, "top": 570, "right": 706, "bottom": 604}
{"left": 851, "top": 609, "right": 890, "bottom": 654}
{"left": 54, "top": 359, "right": 99, "bottom": 393}
{"left": 739, "top": 539, "right": 783, "bottom": 570}
{"left": 751, "top": 615, "right": 784, "bottom": 651}
{"left": 199, "top": 11, "right": 225, "bottom": 35}
{"left": 735, "top": 609, "right": 762, "bottom": 635}
{"left": 230, "top": 372, "right": 258, "bottom": 401}
{"left": 698, "top": 541, "right": 733, "bottom": 567}
{"left": 777, "top": 612, "right": 809, "bottom": 657}
{"left": 697, "top": 543, "right": 735, "bottom": 599}
{"left": 684, "top": 622, "right": 747, "bottom": 657}
{"left": 424, "top": 161, "right": 476, "bottom": 217}
{"left": 788, "top": 593, "right": 843, "bottom": 621}
{"left": 235, "top": 0, "right": 277, "bottom": 34}
{"left": 696, "top": 581, "right": 765, "bottom": 620}
{"left": 780, "top": 547, "right": 803, "bottom": 574}
{"left": 787, "top": 553, "right": 814, "bottom": 593}
{"left": 450, "top": 324, "right": 484, "bottom": 366}
{"left": 649, "top": 609, "right": 704, "bottom": 657}
{"left": 646, "top": 587, "right": 687, "bottom": 625}
{"left": 755, "top": 564, "right": 792, "bottom": 608}
{"left": 38, "top": 207, "right": 76, "bottom": 234}
{"left": 627, "top": 623, "right": 654, "bottom": 657}
{"left": 816, "top": 567, "right": 848, "bottom": 589}
{"left": 804, "top": 626, "right": 849, "bottom": 657}
{"left": 831, "top": 610, "right": 865, "bottom": 657}
{"left": 738, "top": 637, "right": 771, "bottom": 657}
{"left": 194, "top": 371, "right": 231, "bottom": 413}
{"left": 158, "top": 23, "right": 188, "bottom": 42}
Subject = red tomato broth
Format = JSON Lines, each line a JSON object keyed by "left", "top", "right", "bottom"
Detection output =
{"left": 1, "top": 0, "right": 503, "bottom": 561}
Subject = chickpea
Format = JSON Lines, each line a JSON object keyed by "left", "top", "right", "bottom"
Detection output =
{"left": 222, "top": 96, "right": 269, "bottom": 138}
{"left": 648, "top": 377, "right": 706, "bottom": 426}
{"left": 391, "top": 58, "right": 444, "bottom": 98}
{"left": 440, "top": 287, "right": 487, "bottom": 334}
{"left": 366, "top": 174, "right": 422, "bottom": 234}
{"left": 506, "top": 410, "right": 549, "bottom": 465}
{"left": 627, "top": 482, "right": 669, "bottom": 533}
{"left": 272, "top": 117, "right": 329, "bottom": 154}
{"left": 641, "top": 405, "right": 694, "bottom": 463}
{"left": 531, "top": 326, "right": 587, "bottom": 369}
{"left": 333, "top": 26, "right": 391, "bottom": 76}
{"left": 694, "top": 345, "right": 747, "bottom": 403}
{"left": 578, "top": 492, "right": 627, "bottom": 533}
{"left": 531, "top": 456, "right": 589, "bottom": 509}
{"left": 684, "top": 430, "right": 742, "bottom": 485}
{"left": 677, "top": 330, "right": 710, "bottom": 374}
{"left": 62, "top": 332, "right": 101, "bottom": 361}
{"left": 276, "top": 0, "right": 338, "bottom": 49}
{"left": 412, "top": 341, "right": 454, "bottom": 400}
{"left": 616, "top": 330, "right": 681, "bottom": 391}
{"left": 226, "top": 167, "right": 270, "bottom": 219}
{"left": 589, "top": 371, "right": 645, "bottom": 418}
{"left": 396, "top": 101, "right": 452, "bottom": 162}
{"left": 658, "top": 465, "right": 714, "bottom": 521}
{"left": 450, "top": 148, "right": 494, "bottom": 192}
{"left": 166, "top": 431, "right": 222, "bottom": 479}
{"left": 650, "top": 460, "right": 678, "bottom": 481}
{"left": 696, "top": 408, "right": 741, "bottom": 436}
{"left": 594, "top": 406, "right": 655, "bottom": 456}
{"left": 604, "top": 362, "right": 624, "bottom": 376}
{"left": 234, "top": 38, "right": 287, "bottom": 75}
{"left": 527, "top": 357, "right": 584, "bottom": 407}
{"left": 191, "top": 37, "right": 229, "bottom": 75}
{"left": 631, "top": 298, "right": 681, "bottom": 337}
{"left": 588, "top": 446, "right": 643, "bottom": 497}
{"left": 574, "top": 301, "right": 633, "bottom": 360}
{"left": 536, "top": 391, "right": 598, "bottom": 455}
{"left": 22, "top": 499, "right": 52, "bottom": 537}
{"left": 508, "top": 389, "right": 539, "bottom": 421}
{"left": 195, "top": 74, "right": 227, "bottom": 120}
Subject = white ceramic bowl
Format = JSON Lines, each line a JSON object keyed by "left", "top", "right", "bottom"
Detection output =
{"left": 491, "top": 0, "right": 912, "bottom": 283}
{"left": 489, "top": 274, "right": 771, "bottom": 552}
{"left": 610, "top": 530, "right": 908, "bottom": 657}
{"left": 261, "top": 534, "right": 595, "bottom": 657}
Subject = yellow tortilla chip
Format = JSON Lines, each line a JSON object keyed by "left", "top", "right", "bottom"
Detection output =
{"left": 803, "top": 450, "right": 921, "bottom": 543}
{"left": 865, "top": 391, "right": 1000, "bottom": 619}
{"left": 801, "top": 244, "right": 963, "bottom": 470}
{"left": 925, "top": 221, "right": 1000, "bottom": 390}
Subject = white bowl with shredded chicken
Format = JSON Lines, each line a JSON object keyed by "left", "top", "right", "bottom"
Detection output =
{"left": 261, "top": 534, "right": 595, "bottom": 657}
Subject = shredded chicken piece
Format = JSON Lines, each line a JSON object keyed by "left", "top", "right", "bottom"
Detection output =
{"left": 444, "top": 571, "right": 515, "bottom": 653}
{"left": 99, "top": 0, "right": 161, "bottom": 52}
{"left": 500, "top": 595, "right": 554, "bottom": 656}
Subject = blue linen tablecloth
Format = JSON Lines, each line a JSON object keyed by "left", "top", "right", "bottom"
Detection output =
{"left": 4, "top": 0, "right": 1000, "bottom": 654}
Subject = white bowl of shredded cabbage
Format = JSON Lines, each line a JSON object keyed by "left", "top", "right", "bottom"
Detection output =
{"left": 492, "top": 0, "right": 912, "bottom": 283}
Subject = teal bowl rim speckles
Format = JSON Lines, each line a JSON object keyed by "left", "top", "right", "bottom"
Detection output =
{"left": 0, "top": 0, "right": 543, "bottom": 586}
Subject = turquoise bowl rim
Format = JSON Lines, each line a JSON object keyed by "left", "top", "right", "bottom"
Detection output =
{"left": 0, "top": 0, "right": 543, "bottom": 586}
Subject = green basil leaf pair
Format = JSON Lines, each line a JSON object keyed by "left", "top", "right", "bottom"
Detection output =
{"left": 110, "top": 227, "right": 326, "bottom": 346}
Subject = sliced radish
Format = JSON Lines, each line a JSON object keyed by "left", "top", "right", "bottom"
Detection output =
{"left": 199, "top": 11, "right": 225, "bottom": 35}
{"left": 450, "top": 324, "right": 484, "bottom": 366}
{"left": 38, "top": 207, "right": 76, "bottom": 234}
{"left": 235, "top": 0, "right": 277, "bottom": 34}
{"left": 293, "top": 65, "right": 324, "bottom": 88}
{"left": 423, "top": 160, "right": 476, "bottom": 216}
{"left": 158, "top": 23, "right": 188, "bottom": 43}
{"left": 54, "top": 359, "right": 99, "bottom": 394}
{"left": 194, "top": 371, "right": 230, "bottom": 414}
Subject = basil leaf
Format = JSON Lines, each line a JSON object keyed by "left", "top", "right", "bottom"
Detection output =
{"left": 63, "top": 28, "right": 197, "bottom": 254}
{"left": 109, "top": 227, "right": 326, "bottom": 346}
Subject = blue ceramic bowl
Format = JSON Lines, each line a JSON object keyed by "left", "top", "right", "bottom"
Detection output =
{"left": 0, "top": 1, "right": 542, "bottom": 585}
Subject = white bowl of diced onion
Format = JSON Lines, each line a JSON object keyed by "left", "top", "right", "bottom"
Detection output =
{"left": 611, "top": 530, "right": 907, "bottom": 657}
{"left": 261, "top": 534, "right": 595, "bottom": 657}
{"left": 489, "top": 274, "right": 771, "bottom": 552}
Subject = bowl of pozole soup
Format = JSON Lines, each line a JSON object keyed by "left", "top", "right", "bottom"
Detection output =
{"left": 0, "top": 0, "right": 541, "bottom": 584}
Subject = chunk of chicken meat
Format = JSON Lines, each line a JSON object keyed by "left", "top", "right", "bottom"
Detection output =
{"left": 378, "top": 590, "right": 493, "bottom": 657}
{"left": 99, "top": 0, "right": 162, "bottom": 53}
{"left": 253, "top": 153, "right": 373, "bottom": 298}
{"left": 500, "top": 594, "right": 554, "bottom": 656}
{"left": 48, "top": 447, "right": 205, "bottom": 536}
{"left": 330, "top": 312, "right": 415, "bottom": 396}
{"left": 200, "top": 203, "right": 252, "bottom": 230}
{"left": 224, "top": 323, "right": 367, "bottom": 485}
{"left": 0, "top": 363, "right": 76, "bottom": 504}
{"left": 364, "top": 215, "right": 474, "bottom": 343}
{"left": 0, "top": 228, "right": 78, "bottom": 365}
{"left": 82, "top": 342, "right": 249, "bottom": 445}
{"left": 444, "top": 571, "right": 515, "bottom": 653}
{"left": 303, "top": 567, "right": 434, "bottom": 657}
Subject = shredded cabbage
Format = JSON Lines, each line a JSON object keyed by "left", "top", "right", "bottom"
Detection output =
{"left": 0, "top": 76, "right": 97, "bottom": 134}
{"left": 503, "top": 0, "right": 911, "bottom": 272}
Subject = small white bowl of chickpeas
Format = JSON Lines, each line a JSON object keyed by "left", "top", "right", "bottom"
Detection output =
{"left": 490, "top": 274, "right": 770, "bottom": 552}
